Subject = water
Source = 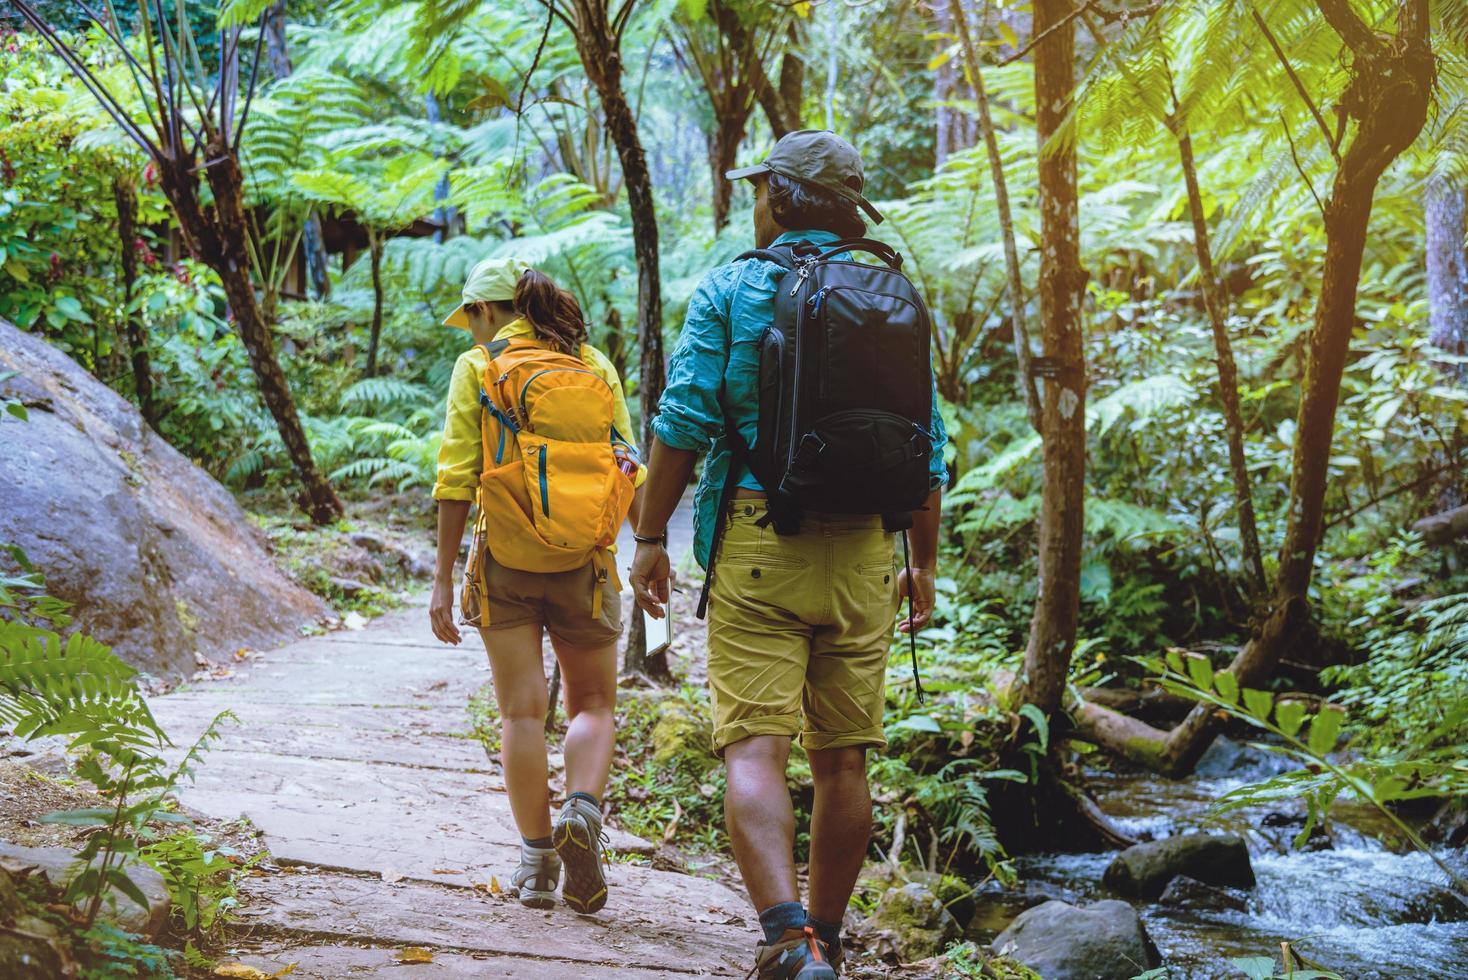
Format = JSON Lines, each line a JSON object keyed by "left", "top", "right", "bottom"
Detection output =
{"left": 976, "top": 739, "right": 1468, "bottom": 979}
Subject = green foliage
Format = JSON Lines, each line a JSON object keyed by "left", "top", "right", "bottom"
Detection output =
{"left": 0, "top": 545, "right": 236, "bottom": 938}
{"left": 141, "top": 830, "right": 256, "bottom": 944}
{"left": 1147, "top": 650, "right": 1468, "bottom": 896}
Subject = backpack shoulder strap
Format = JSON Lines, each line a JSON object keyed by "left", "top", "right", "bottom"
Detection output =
{"left": 477, "top": 340, "right": 520, "bottom": 433}
{"left": 733, "top": 243, "right": 802, "bottom": 270}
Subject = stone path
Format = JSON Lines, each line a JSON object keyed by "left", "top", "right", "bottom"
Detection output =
{"left": 148, "top": 498, "right": 751, "bottom": 978}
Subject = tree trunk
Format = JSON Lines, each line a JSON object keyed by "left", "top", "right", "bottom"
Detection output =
{"left": 707, "top": 110, "right": 745, "bottom": 234}
{"left": 366, "top": 231, "right": 384, "bottom": 378}
{"left": 570, "top": 0, "right": 669, "bottom": 680}
{"left": 776, "top": 23, "right": 803, "bottom": 133}
{"left": 950, "top": 0, "right": 1042, "bottom": 433}
{"left": 1426, "top": 172, "right": 1468, "bottom": 372}
{"left": 1174, "top": 124, "right": 1268, "bottom": 597}
{"left": 162, "top": 143, "right": 343, "bottom": 523}
{"left": 265, "top": 0, "right": 330, "bottom": 300}
{"left": 1077, "top": 0, "right": 1434, "bottom": 777}
{"left": 112, "top": 176, "right": 155, "bottom": 428}
{"left": 1014, "top": 0, "right": 1086, "bottom": 719}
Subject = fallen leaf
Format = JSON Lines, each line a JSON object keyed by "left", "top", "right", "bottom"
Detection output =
{"left": 395, "top": 947, "right": 434, "bottom": 964}
{"left": 431, "top": 868, "right": 457, "bottom": 875}
{"left": 213, "top": 963, "right": 296, "bottom": 979}
{"left": 381, "top": 869, "right": 405, "bottom": 883}
{"left": 489, "top": 875, "right": 503, "bottom": 894}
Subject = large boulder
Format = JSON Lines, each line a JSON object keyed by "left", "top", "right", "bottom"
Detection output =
{"left": 1103, "top": 832, "right": 1255, "bottom": 898}
{"left": 992, "top": 899, "right": 1160, "bottom": 980}
{"left": 0, "top": 318, "right": 324, "bottom": 677}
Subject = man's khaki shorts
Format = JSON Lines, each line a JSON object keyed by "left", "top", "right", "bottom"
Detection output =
{"left": 707, "top": 499, "right": 900, "bottom": 755}
{"left": 474, "top": 546, "right": 623, "bottom": 648}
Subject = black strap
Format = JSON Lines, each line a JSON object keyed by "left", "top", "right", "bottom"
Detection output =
{"left": 812, "top": 237, "right": 903, "bottom": 270}
{"left": 734, "top": 244, "right": 799, "bottom": 270}
{"left": 901, "top": 529, "right": 925, "bottom": 703}
{"left": 696, "top": 423, "right": 752, "bottom": 620}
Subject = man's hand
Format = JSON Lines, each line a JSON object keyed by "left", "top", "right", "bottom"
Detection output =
{"left": 896, "top": 566, "right": 935, "bottom": 634}
{"left": 430, "top": 578, "right": 461, "bottom": 645}
{"left": 630, "top": 541, "right": 671, "bottom": 618}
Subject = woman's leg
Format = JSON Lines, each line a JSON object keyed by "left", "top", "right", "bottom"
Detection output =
{"left": 548, "top": 634, "right": 618, "bottom": 800}
{"left": 479, "top": 623, "right": 552, "bottom": 840}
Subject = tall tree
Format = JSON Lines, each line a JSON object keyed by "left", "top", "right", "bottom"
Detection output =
{"left": 1426, "top": 172, "right": 1468, "bottom": 370}
{"left": 1165, "top": 74, "right": 1268, "bottom": 598}
{"left": 263, "top": 0, "right": 330, "bottom": 300}
{"left": 670, "top": 0, "right": 764, "bottom": 232}
{"left": 549, "top": 0, "right": 668, "bottom": 677}
{"left": 1013, "top": 0, "right": 1087, "bottom": 719}
{"left": 10, "top": 0, "right": 344, "bottom": 522}
{"left": 717, "top": 8, "right": 802, "bottom": 138}
{"left": 949, "top": 0, "right": 1042, "bottom": 432}
{"left": 1077, "top": 0, "right": 1435, "bottom": 776}
{"left": 112, "top": 176, "right": 155, "bottom": 428}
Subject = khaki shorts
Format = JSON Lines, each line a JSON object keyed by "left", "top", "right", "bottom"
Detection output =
{"left": 707, "top": 499, "right": 900, "bottom": 755}
{"left": 469, "top": 546, "right": 623, "bottom": 648}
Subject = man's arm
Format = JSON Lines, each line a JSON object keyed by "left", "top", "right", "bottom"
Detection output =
{"left": 898, "top": 487, "right": 942, "bottom": 633}
{"left": 431, "top": 500, "right": 471, "bottom": 645}
{"left": 628, "top": 437, "right": 699, "bottom": 617}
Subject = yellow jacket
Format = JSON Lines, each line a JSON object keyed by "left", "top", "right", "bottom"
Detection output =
{"left": 432, "top": 318, "right": 643, "bottom": 501}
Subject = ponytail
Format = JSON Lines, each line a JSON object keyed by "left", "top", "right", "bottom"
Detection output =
{"left": 513, "top": 268, "right": 588, "bottom": 356}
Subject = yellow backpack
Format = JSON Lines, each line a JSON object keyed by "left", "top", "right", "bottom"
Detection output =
{"left": 461, "top": 338, "right": 636, "bottom": 626}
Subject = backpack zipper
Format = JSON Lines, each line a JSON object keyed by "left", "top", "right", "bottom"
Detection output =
{"left": 538, "top": 444, "right": 550, "bottom": 517}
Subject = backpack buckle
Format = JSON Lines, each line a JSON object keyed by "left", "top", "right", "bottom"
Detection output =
{"left": 792, "top": 432, "right": 826, "bottom": 469}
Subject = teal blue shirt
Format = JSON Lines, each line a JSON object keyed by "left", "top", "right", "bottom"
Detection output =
{"left": 652, "top": 229, "right": 949, "bottom": 568}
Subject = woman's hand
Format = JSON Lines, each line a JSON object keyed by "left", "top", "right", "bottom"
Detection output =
{"left": 896, "top": 565, "right": 935, "bottom": 634}
{"left": 630, "top": 541, "right": 671, "bottom": 618}
{"left": 430, "top": 577, "right": 461, "bottom": 645}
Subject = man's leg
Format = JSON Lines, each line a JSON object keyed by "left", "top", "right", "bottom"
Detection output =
{"left": 724, "top": 734, "right": 800, "bottom": 912}
{"left": 806, "top": 746, "right": 872, "bottom": 924}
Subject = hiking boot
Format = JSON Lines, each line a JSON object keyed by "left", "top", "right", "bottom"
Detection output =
{"left": 749, "top": 927, "right": 838, "bottom": 980}
{"left": 511, "top": 840, "right": 560, "bottom": 910}
{"left": 553, "top": 796, "right": 608, "bottom": 914}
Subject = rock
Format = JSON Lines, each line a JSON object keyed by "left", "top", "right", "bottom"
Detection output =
{"left": 0, "top": 318, "right": 325, "bottom": 678}
{"left": 864, "top": 882, "right": 961, "bottom": 962}
{"left": 1194, "top": 736, "right": 1294, "bottom": 780}
{"left": 1259, "top": 809, "right": 1333, "bottom": 851}
{"left": 0, "top": 840, "right": 169, "bottom": 939}
{"left": 1103, "top": 832, "right": 1254, "bottom": 898}
{"left": 909, "top": 870, "right": 976, "bottom": 929}
{"left": 0, "top": 867, "right": 76, "bottom": 979}
{"left": 347, "top": 531, "right": 433, "bottom": 580}
{"left": 1158, "top": 875, "right": 1249, "bottom": 913}
{"left": 327, "top": 576, "right": 377, "bottom": 597}
{"left": 650, "top": 702, "right": 715, "bottom": 772}
{"left": 992, "top": 899, "right": 1160, "bottom": 980}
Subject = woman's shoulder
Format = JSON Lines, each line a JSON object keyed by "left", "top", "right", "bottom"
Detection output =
{"left": 578, "top": 342, "right": 620, "bottom": 379}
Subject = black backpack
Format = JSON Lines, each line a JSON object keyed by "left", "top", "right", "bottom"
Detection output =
{"left": 698, "top": 237, "right": 936, "bottom": 694}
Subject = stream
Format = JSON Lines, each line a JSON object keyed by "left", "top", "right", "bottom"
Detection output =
{"left": 972, "top": 738, "right": 1468, "bottom": 979}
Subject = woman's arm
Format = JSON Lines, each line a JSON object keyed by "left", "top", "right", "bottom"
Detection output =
{"left": 431, "top": 500, "right": 472, "bottom": 645}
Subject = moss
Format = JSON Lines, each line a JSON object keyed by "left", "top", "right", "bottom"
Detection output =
{"left": 173, "top": 597, "right": 199, "bottom": 633}
{"left": 651, "top": 702, "right": 715, "bottom": 773}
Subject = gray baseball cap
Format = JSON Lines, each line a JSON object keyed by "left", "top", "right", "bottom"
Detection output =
{"left": 726, "top": 129, "right": 884, "bottom": 224}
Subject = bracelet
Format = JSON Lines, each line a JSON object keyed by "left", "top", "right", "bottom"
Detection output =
{"left": 632, "top": 532, "right": 667, "bottom": 546}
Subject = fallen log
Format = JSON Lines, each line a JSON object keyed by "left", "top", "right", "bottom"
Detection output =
{"left": 1414, "top": 504, "right": 1468, "bottom": 545}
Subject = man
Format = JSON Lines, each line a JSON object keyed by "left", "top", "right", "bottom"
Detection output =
{"left": 628, "top": 131, "right": 946, "bottom": 980}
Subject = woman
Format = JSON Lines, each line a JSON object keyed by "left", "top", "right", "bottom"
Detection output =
{"left": 429, "top": 256, "right": 642, "bottom": 914}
